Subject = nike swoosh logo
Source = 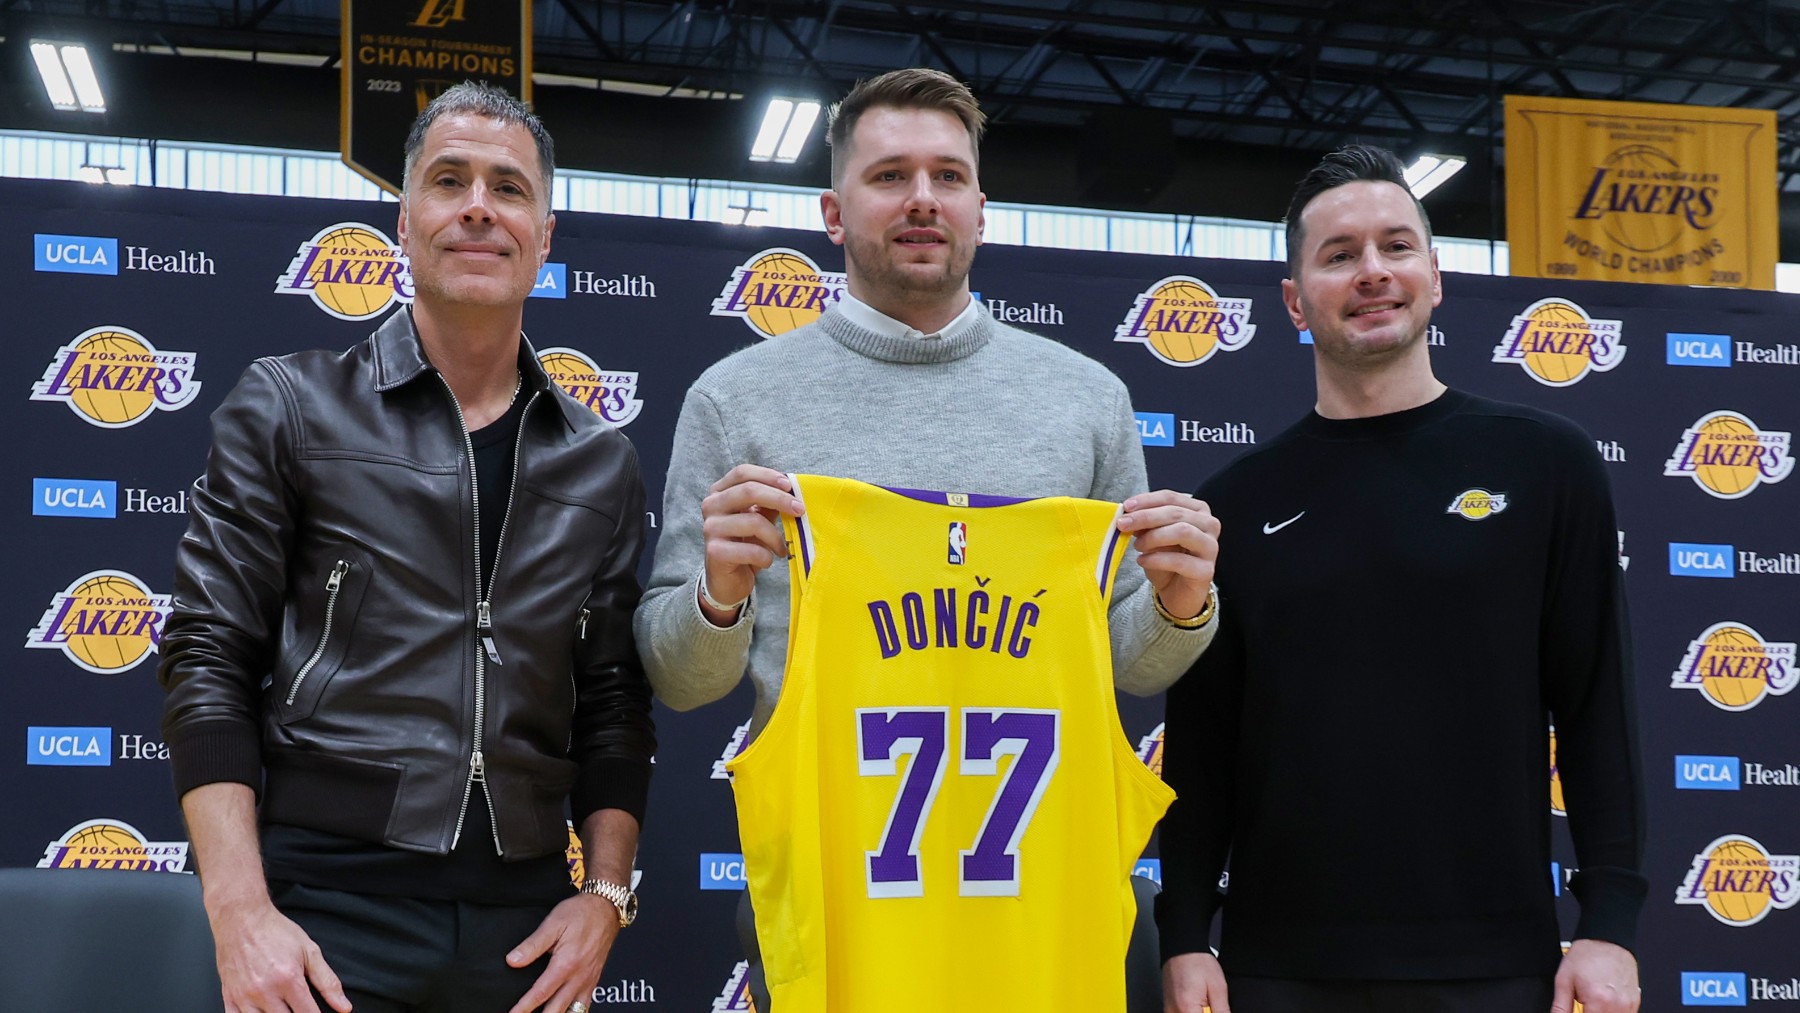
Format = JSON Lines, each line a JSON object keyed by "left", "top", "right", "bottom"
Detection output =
{"left": 1262, "top": 512, "right": 1305, "bottom": 534}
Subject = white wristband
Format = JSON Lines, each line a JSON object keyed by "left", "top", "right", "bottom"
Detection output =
{"left": 698, "top": 567, "right": 750, "bottom": 613}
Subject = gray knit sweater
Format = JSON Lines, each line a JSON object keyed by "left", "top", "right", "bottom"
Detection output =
{"left": 634, "top": 303, "right": 1214, "bottom": 735}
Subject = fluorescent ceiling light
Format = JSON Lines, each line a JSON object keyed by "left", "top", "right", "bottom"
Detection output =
{"left": 31, "top": 41, "right": 104, "bottom": 113}
{"left": 749, "top": 98, "right": 822, "bottom": 163}
{"left": 1403, "top": 154, "right": 1465, "bottom": 198}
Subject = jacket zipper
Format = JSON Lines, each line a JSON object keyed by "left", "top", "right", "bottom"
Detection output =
{"left": 443, "top": 374, "right": 541, "bottom": 856}
{"left": 285, "top": 560, "right": 349, "bottom": 706}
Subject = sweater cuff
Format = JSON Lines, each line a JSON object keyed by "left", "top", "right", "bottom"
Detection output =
{"left": 166, "top": 718, "right": 264, "bottom": 800}
{"left": 1154, "top": 885, "right": 1223, "bottom": 964}
{"left": 572, "top": 756, "right": 652, "bottom": 828}
{"left": 1570, "top": 866, "right": 1649, "bottom": 953}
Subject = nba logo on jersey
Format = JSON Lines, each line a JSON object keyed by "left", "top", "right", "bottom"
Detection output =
{"left": 948, "top": 522, "right": 968, "bottom": 565}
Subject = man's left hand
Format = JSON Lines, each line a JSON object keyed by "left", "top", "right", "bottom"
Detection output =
{"left": 505, "top": 894, "right": 620, "bottom": 1013}
{"left": 1553, "top": 939, "right": 1640, "bottom": 1013}
{"left": 1119, "top": 490, "right": 1220, "bottom": 620}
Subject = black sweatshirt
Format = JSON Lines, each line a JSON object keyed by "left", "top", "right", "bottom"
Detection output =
{"left": 1155, "top": 388, "right": 1646, "bottom": 980}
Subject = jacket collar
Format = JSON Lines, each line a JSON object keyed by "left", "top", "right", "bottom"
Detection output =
{"left": 370, "top": 308, "right": 581, "bottom": 432}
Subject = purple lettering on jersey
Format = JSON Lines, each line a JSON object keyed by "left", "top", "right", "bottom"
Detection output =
{"left": 960, "top": 709, "right": 1061, "bottom": 896}
{"left": 901, "top": 593, "right": 929, "bottom": 651}
{"left": 858, "top": 708, "right": 950, "bottom": 897}
{"left": 868, "top": 601, "right": 901, "bottom": 659}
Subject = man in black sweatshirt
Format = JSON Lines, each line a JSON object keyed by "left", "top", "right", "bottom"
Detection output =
{"left": 1156, "top": 145, "right": 1645, "bottom": 1013}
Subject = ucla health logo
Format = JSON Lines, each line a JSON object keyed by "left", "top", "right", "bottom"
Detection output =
{"left": 35, "top": 234, "right": 118, "bottom": 275}
{"left": 1669, "top": 332, "right": 1732, "bottom": 368}
{"left": 1677, "top": 755, "right": 1742, "bottom": 791}
{"left": 275, "top": 223, "right": 413, "bottom": 320}
{"left": 529, "top": 263, "right": 566, "bottom": 299}
{"left": 25, "top": 570, "right": 172, "bottom": 674}
{"left": 1677, "top": 834, "right": 1800, "bottom": 927}
{"left": 1491, "top": 298, "right": 1625, "bottom": 386}
{"left": 37, "top": 819, "right": 189, "bottom": 872}
{"left": 1136, "top": 412, "right": 1175, "bottom": 447}
{"left": 1672, "top": 622, "right": 1796, "bottom": 712}
{"left": 30, "top": 327, "right": 201, "bottom": 428}
{"left": 34, "top": 478, "right": 117, "bottom": 518}
{"left": 711, "top": 248, "right": 847, "bottom": 339}
{"left": 1136, "top": 722, "right": 1165, "bottom": 778}
{"left": 536, "top": 347, "right": 642, "bottom": 428}
{"left": 1114, "top": 276, "right": 1254, "bottom": 367}
{"left": 712, "top": 721, "right": 751, "bottom": 780}
{"left": 1665, "top": 411, "right": 1793, "bottom": 499}
{"left": 27, "top": 726, "right": 111, "bottom": 766}
{"left": 1671, "top": 542, "right": 1735, "bottom": 579}
{"left": 701, "top": 852, "right": 748, "bottom": 891}
{"left": 1681, "top": 972, "right": 1747, "bottom": 1006}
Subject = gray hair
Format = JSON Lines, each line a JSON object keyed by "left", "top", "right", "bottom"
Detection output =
{"left": 401, "top": 81, "right": 554, "bottom": 208}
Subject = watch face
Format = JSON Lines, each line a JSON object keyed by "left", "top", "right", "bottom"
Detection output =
{"left": 621, "top": 893, "right": 639, "bottom": 926}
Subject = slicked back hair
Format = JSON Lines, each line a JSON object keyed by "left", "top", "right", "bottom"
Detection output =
{"left": 401, "top": 81, "right": 554, "bottom": 213}
{"left": 827, "top": 68, "right": 987, "bottom": 187}
{"left": 1283, "top": 144, "right": 1432, "bottom": 273}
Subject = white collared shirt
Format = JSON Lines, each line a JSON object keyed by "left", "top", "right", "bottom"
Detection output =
{"left": 836, "top": 290, "right": 979, "bottom": 341}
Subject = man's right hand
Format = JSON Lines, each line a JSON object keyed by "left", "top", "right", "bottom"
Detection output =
{"left": 1163, "top": 951, "right": 1228, "bottom": 1013}
{"left": 698, "top": 464, "right": 805, "bottom": 627}
{"left": 209, "top": 897, "right": 351, "bottom": 1013}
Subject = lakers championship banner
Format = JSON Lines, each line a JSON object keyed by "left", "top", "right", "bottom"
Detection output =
{"left": 342, "top": 0, "right": 531, "bottom": 194}
{"left": 10, "top": 178, "right": 1800, "bottom": 1011}
{"left": 1505, "top": 95, "right": 1776, "bottom": 290}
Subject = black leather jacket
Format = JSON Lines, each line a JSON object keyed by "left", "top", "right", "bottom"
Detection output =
{"left": 159, "top": 311, "right": 654, "bottom": 859}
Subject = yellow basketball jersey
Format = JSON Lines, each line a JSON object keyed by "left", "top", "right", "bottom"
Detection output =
{"left": 728, "top": 474, "right": 1174, "bottom": 1012}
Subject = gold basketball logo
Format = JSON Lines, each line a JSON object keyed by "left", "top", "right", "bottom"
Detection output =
{"left": 1665, "top": 410, "right": 1794, "bottom": 499}
{"left": 37, "top": 819, "right": 189, "bottom": 872}
{"left": 1676, "top": 834, "right": 1800, "bottom": 926}
{"left": 1446, "top": 488, "right": 1509, "bottom": 521}
{"left": 1549, "top": 726, "right": 1566, "bottom": 816}
{"left": 1491, "top": 298, "right": 1625, "bottom": 387}
{"left": 30, "top": 326, "right": 201, "bottom": 429}
{"left": 275, "top": 223, "right": 414, "bottom": 321}
{"left": 1114, "top": 276, "right": 1255, "bottom": 367}
{"left": 25, "top": 570, "right": 172, "bottom": 674}
{"left": 711, "top": 248, "right": 847, "bottom": 339}
{"left": 1671, "top": 622, "right": 1797, "bottom": 712}
{"left": 536, "top": 346, "right": 643, "bottom": 427}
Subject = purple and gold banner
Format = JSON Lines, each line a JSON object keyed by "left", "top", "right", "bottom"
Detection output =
{"left": 341, "top": 0, "right": 532, "bottom": 194}
{"left": 1505, "top": 95, "right": 1776, "bottom": 290}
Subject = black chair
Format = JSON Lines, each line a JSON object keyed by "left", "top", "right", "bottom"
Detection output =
{"left": 733, "top": 874, "right": 1164, "bottom": 1012}
{"left": 1125, "top": 873, "right": 1165, "bottom": 1013}
{"left": 0, "top": 867, "right": 224, "bottom": 1010}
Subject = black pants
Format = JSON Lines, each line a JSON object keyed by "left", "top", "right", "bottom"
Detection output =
{"left": 270, "top": 880, "right": 556, "bottom": 1013}
{"left": 1227, "top": 974, "right": 1556, "bottom": 1013}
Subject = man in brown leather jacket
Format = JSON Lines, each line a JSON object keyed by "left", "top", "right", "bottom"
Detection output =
{"left": 159, "top": 82, "right": 652, "bottom": 1013}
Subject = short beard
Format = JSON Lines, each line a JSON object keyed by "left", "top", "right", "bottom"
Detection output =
{"left": 843, "top": 230, "right": 976, "bottom": 306}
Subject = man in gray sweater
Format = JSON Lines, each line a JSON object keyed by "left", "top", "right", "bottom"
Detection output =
{"left": 636, "top": 68, "right": 1219, "bottom": 738}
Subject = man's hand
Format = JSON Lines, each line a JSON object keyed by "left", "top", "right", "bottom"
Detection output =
{"left": 1120, "top": 491, "right": 1220, "bottom": 621}
{"left": 210, "top": 897, "right": 350, "bottom": 1013}
{"left": 1554, "top": 939, "right": 1640, "bottom": 1013}
{"left": 1163, "top": 951, "right": 1228, "bottom": 1013}
{"left": 505, "top": 894, "right": 621, "bottom": 1013}
{"left": 698, "top": 464, "right": 805, "bottom": 627}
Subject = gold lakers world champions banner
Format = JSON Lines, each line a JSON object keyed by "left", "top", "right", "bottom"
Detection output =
{"left": 1504, "top": 95, "right": 1776, "bottom": 290}
{"left": 342, "top": 0, "right": 531, "bottom": 194}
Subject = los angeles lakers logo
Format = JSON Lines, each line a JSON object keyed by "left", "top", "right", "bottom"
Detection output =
{"left": 30, "top": 326, "right": 201, "bottom": 429}
{"left": 713, "top": 961, "right": 757, "bottom": 1011}
{"left": 1549, "top": 726, "right": 1566, "bottom": 816}
{"left": 1676, "top": 834, "right": 1800, "bottom": 927}
{"left": 1136, "top": 722, "right": 1165, "bottom": 778}
{"left": 1671, "top": 622, "right": 1797, "bottom": 712}
{"left": 712, "top": 721, "right": 752, "bottom": 780}
{"left": 37, "top": 819, "right": 189, "bottom": 872}
{"left": 412, "top": 0, "right": 465, "bottom": 28}
{"left": 1446, "top": 488, "right": 1508, "bottom": 520}
{"left": 1114, "top": 276, "right": 1255, "bottom": 367}
{"left": 25, "top": 570, "right": 172, "bottom": 675}
{"left": 537, "top": 347, "right": 643, "bottom": 428}
{"left": 1491, "top": 298, "right": 1625, "bottom": 386}
{"left": 711, "top": 248, "right": 847, "bottom": 339}
{"left": 275, "top": 223, "right": 414, "bottom": 321}
{"left": 1573, "top": 144, "right": 1720, "bottom": 253}
{"left": 1664, "top": 410, "right": 1793, "bottom": 499}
